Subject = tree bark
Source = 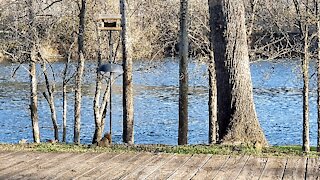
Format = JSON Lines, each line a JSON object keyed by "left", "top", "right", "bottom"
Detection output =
{"left": 92, "top": 26, "right": 111, "bottom": 144}
{"left": 178, "top": 0, "right": 189, "bottom": 145}
{"left": 120, "top": 0, "right": 134, "bottom": 144}
{"left": 247, "top": 0, "right": 258, "bottom": 44}
{"left": 74, "top": 0, "right": 86, "bottom": 145}
{"left": 41, "top": 62, "right": 59, "bottom": 141}
{"left": 317, "top": 0, "right": 320, "bottom": 152}
{"left": 29, "top": 56, "right": 40, "bottom": 143}
{"left": 209, "top": 0, "right": 267, "bottom": 146}
{"left": 62, "top": 34, "right": 76, "bottom": 143}
{"left": 302, "top": 19, "right": 310, "bottom": 153}
{"left": 208, "top": 51, "right": 217, "bottom": 144}
{"left": 28, "top": 0, "right": 40, "bottom": 144}
{"left": 293, "top": 0, "right": 310, "bottom": 153}
{"left": 208, "top": 0, "right": 217, "bottom": 144}
{"left": 62, "top": 83, "right": 67, "bottom": 142}
{"left": 208, "top": 56, "right": 217, "bottom": 144}
{"left": 92, "top": 26, "right": 103, "bottom": 144}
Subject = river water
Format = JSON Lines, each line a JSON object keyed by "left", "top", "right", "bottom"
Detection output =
{"left": 0, "top": 59, "right": 318, "bottom": 145}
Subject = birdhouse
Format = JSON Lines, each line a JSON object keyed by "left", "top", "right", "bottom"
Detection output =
{"left": 96, "top": 14, "right": 122, "bottom": 31}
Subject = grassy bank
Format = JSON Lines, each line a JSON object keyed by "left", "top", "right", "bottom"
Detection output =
{"left": 0, "top": 143, "right": 319, "bottom": 157}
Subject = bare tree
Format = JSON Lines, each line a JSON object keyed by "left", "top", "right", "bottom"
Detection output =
{"left": 62, "top": 37, "right": 75, "bottom": 142}
{"left": 120, "top": 0, "right": 134, "bottom": 144}
{"left": 74, "top": 0, "right": 86, "bottom": 144}
{"left": 41, "top": 61, "right": 59, "bottom": 141}
{"left": 92, "top": 25, "right": 112, "bottom": 144}
{"left": 317, "top": 0, "right": 320, "bottom": 152}
{"left": 178, "top": 0, "right": 189, "bottom": 145}
{"left": 27, "top": 0, "right": 40, "bottom": 143}
{"left": 293, "top": 0, "right": 310, "bottom": 152}
{"left": 208, "top": 49, "right": 217, "bottom": 144}
{"left": 207, "top": 0, "right": 217, "bottom": 144}
{"left": 209, "top": 0, "right": 268, "bottom": 146}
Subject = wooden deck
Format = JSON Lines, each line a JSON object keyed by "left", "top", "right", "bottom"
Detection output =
{"left": 0, "top": 151, "right": 319, "bottom": 179}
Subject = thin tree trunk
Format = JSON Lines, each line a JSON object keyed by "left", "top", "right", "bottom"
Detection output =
{"left": 29, "top": 56, "right": 40, "bottom": 143}
{"left": 208, "top": 58, "right": 217, "bottom": 144}
{"left": 208, "top": 50, "right": 217, "bottom": 144}
{"left": 209, "top": 0, "right": 267, "bottom": 146}
{"left": 247, "top": 0, "right": 258, "bottom": 43}
{"left": 74, "top": 0, "right": 86, "bottom": 144}
{"left": 62, "top": 54, "right": 69, "bottom": 143}
{"left": 62, "top": 83, "right": 67, "bottom": 142}
{"left": 208, "top": 0, "right": 217, "bottom": 144}
{"left": 247, "top": 0, "right": 258, "bottom": 58}
{"left": 178, "top": 0, "right": 189, "bottom": 145}
{"left": 41, "top": 62, "right": 59, "bottom": 141}
{"left": 302, "top": 22, "right": 310, "bottom": 152}
{"left": 62, "top": 34, "right": 76, "bottom": 143}
{"left": 93, "top": 25, "right": 103, "bottom": 144}
{"left": 317, "top": 0, "right": 320, "bottom": 152}
{"left": 120, "top": 0, "right": 134, "bottom": 144}
{"left": 28, "top": 0, "right": 40, "bottom": 143}
{"left": 74, "top": 52, "right": 85, "bottom": 144}
{"left": 293, "top": 0, "right": 310, "bottom": 153}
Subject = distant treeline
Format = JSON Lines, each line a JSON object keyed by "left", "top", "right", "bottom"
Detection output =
{"left": 0, "top": 0, "right": 316, "bottom": 62}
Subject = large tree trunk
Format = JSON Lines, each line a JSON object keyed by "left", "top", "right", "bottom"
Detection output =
{"left": 178, "top": 0, "right": 189, "bottom": 145}
{"left": 28, "top": 0, "right": 40, "bottom": 143}
{"left": 209, "top": 0, "right": 267, "bottom": 146}
{"left": 120, "top": 0, "right": 134, "bottom": 144}
{"left": 74, "top": 0, "right": 86, "bottom": 144}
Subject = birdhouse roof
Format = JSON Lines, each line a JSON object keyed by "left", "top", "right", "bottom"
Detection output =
{"left": 96, "top": 14, "right": 121, "bottom": 21}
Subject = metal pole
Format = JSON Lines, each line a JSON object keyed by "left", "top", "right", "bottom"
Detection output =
{"left": 109, "top": 30, "right": 113, "bottom": 141}
{"left": 110, "top": 72, "right": 112, "bottom": 136}
{"left": 109, "top": 31, "right": 113, "bottom": 63}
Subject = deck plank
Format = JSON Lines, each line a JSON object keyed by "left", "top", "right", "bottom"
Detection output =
{"left": 74, "top": 152, "right": 139, "bottom": 180}
{"left": 306, "top": 157, "right": 320, "bottom": 180}
{"left": 97, "top": 153, "right": 155, "bottom": 179}
{"left": 53, "top": 152, "right": 117, "bottom": 180}
{"left": 167, "top": 154, "right": 212, "bottom": 180}
{"left": 0, "top": 152, "right": 47, "bottom": 176}
{"left": 0, "top": 151, "right": 317, "bottom": 180}
{"left": 9, "top": 152, "right": 79, "bottom": 179}
{"left": 282, "top": 157, "right": 306, "bottom": 180}
{"left": 259, "top": 157, "right": 287, "bottom": 180}
{"left": 0, "top": 151, "right": 15, "bottom": 159}
{"left": 236, "top": 156, "right": 267, "bottom": 180}
{"left": 32, "top": 152, "right": 91, "bottom": 179}
{"left": 0, "top": 151, "right": 36, "bottom": 172}
{"left": 55, "top": 152, "right": 120, "bottom": 179}
{"left": 121, "top": 153, "right": 174, "bottom": 180}
{"left": 213, "top": 155, "right": 249, "bottom": 180}
{"left": 144, "top": 154, "right": 192, "bottom": 180}
{"left": 191, "top": 155, "right": 229, "bottom": 180}
{"left": 0, "top": 151, "right": 29, "bottom": 163}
